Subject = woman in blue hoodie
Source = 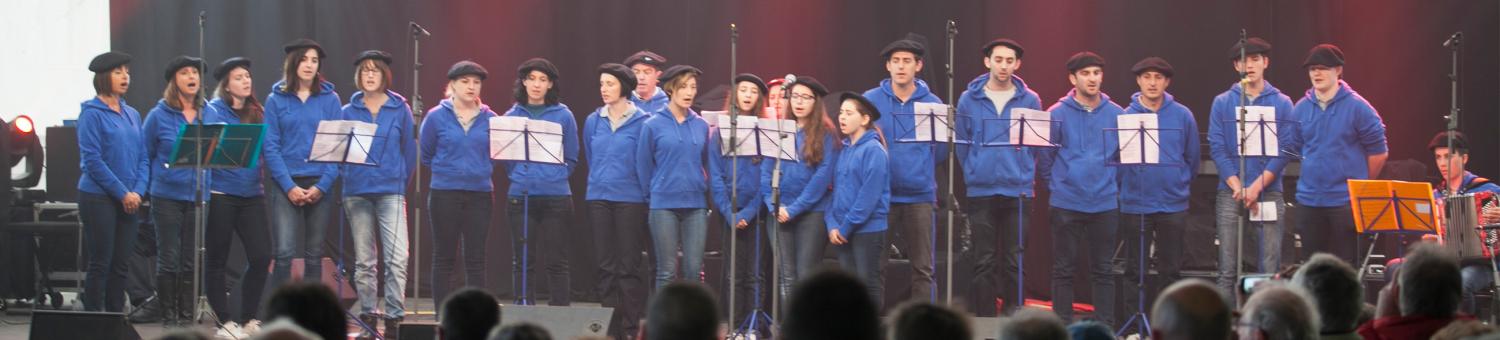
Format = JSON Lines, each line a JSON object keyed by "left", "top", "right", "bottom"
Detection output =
{"left": 263, "top": 39, "right": 342, "bottom": 286}
{"left": 142, "top": 55, "right": 209, "bottom": 325}
{"left": 829, "top": 92, "right": 892, "bottom": 307}
{"left": 203, "top": 56, "right": 271, "bottom": 331}
{"left": 420, "top": 60, "right": 496, "bottom": 305}
{"left": 762, "top": 77, "right": 837, "bottom": 306}
{"left": 710, "top": 73, "right": 769, "bottom": 326}
{"left": 78, "top": 51, "right": 147, "bottom": 312}
{"left": 636, "top": 65, "right": 711, "bottom": 290}
{"left": 502, "top": 58, "right": 578, "bottom": 306}
{"left": 340, "top": 50, "right": 416, "bottom": 334}
{"left": 584, "top": 63, "right": 651, "bottom": 338}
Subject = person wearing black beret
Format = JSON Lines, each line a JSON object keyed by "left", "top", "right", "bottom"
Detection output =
{"left": 201, "top": 56, "right": 273, "bottom": 333}
{"left": 583, "top": 62, "right": 652, "bottom": 339}
{"left": 1043, "top": 50, "right": 1125, "bottom": 326}
{"left": 637, "top": 64, "right": 714, "bottom": 291}
{"left": 957, "top": 37, "right": 1044, "bottom": 317}
{"left": 263, "top": 38, "right": 342, "bottom": 290}
{"left": 865, "top": 32, "right": 944, "bottom": 306}
{"left": 1429, "top": 130, "right": 1500, "bottom": 317}
{"left": 1207, "top": 37, "right": 1294, "bottom": 295}
{"left": 709, "top": 73, "right": 770, "bottom": 327}
{"left": 78, "top": 51, "right": 147, "bottom": 313}
{"left": 421, "top": 60, "right": 498, "bottom": 305}
{"left": 624, "top": 50, "right": 670, "bottom": 115}
{"left": 1285, "top": 43, "right": 1388, "bottom": 266}
{"left": 502, "top": 57, "right": 580, "bottom": 307}
{"left": 1118, "top": 56, "right": 1201, "bottom": 322}
{"left": 764, "top": 75, "right": 839, "bottom": 309}
{"left": 826, "top": 90, "right": 891, "bottom": 308}
{"left": 141, "top": 54, "right": 209, "bottom": 325}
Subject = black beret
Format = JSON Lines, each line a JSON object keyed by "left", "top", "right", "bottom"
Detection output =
{"left": 623, "top": 50, "right": 667, "bottom": 69}
{"left": 837, "top": 91, "right": 881, "bottom": 122}
{"left": 1229, "top": 37, "right": 1273, "bottom": 61}
{"left": 353, "top": 50, "right": 393, "bottom": 66}
{"left": 88, "top": 51, "right": 132, "bottom": 73}
{"left": 881, "top": 33, "right": 928, "bottom": 59}
{"left": 733, "top": 73, "right": 768, "bottom": 96}
{"left": 1065, "top": 51, "right": 1106, "bottom": 72}
{"left": 517, "top": 58, "right": 560, "bottom": 80}
{"left": 597, "top": 63, "right": 637, "bottom": 92}
{"left": 790, "top": 76, "right": 829, "bottom": 98}
{"left": 282, "top": 38, "right": 326, "bottom": 58}
{"left": 981, "top": 38, "right": 1025, "bottom": 59}
{"left": 1303, "top": 43, "right": 1346, "bottom": 68}
{"left": 214, "top": 57, "right": 251, "bottom": 81}
{"left": 659, "top": 64, "right": 703, "bottom": 85}
{"left": 1427, "top": 131, "right": 1469, "bottom": 152}
{"left": 447, "top": 60, "right": 488, "bottom": 80}
{"left": 1131, "top": 57, "right": 1174, "bottom": 78}
{"left": 163, "top": 55, "right": 206, "bottom": 81}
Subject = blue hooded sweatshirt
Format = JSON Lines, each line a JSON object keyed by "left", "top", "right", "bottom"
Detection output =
{"left": 826, "top": 130, "right": 890, "bottom": 236}
{"left": 759, "top": 130, "right": 837, "bottom": 218}
{"left": 1039, "top": 90, "right": 1124, "bottom": 213}
{"left": 582, "top": 103, "right": 651, "bottom": 203}
{"left": 636, "top": 108, "right": 711, "bottom": 209}
{"left": 1434, "top": 172, "right": 1500, "bottom": 199}
{"left": 77, "top": 97, "right": 148, "bottom": 200}
{"left": 1286, "top": 80, "right": 1388, "bottom": 207}
{"left": 631, "top": 87, "right": 669, "bottom": 116}
{"left": 205, "top": 98, "right": 265, "bottom": 198}
{"left": 340, "top": 90, "right": 417, "bottom": 196}
{"left": 420, "top": 99, "right": 498, "bottom": 192}
{"left": 143, "top": 99, "right": 213, "bottom": 202}
{"left": 1118, "top": 92, "right": 1201, "bottom": 214}
{"left": 262, "top": 80, "right": 341, "bottom": 193}
{"left": 955, "top": 74, "right": 1044, "bottom": 198}
{"left": 502, "top": 103, "right": 579, "bottom": 198}
{"left": 1207, "top": 80, "right": 1295, "bottom": 193}
{"left": 864, "top": 78, "right": 947, "bottom": 204}
{"left": 708, "top": 127, "right": 764, "bottom": 225}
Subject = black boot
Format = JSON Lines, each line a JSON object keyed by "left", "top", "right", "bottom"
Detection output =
{"left": 127, "top": 295, "right": 164, "bottom": 323}
{"left": 156, "top": 274, "right": 178, "bottom": 327}
{"left": 177, "top": 276, "right": 197, "bottom": 325}
{"left": 384, "top": 316, "right": 403, "bottom": 340}
{"left": 357, "top": 314, "right": 379, "bottom": 340}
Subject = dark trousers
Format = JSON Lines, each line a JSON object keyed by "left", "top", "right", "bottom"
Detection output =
{"left": 150, "top": 198, "right": 196, "bottom": 276}
{"left": 80, "top": 192, "right": 140, "bottom": 312}
{"left": 888, "top": 202, "right": 936, "bottom": 303}
{"left": 1050, "top": 208, "right": 1119, "bottom": 326}
{"left": 1296, "top": 204, "right": 1359, "bottom": 264}
{"left": 590, "top": 200, "right": 649, "bottom": 338}
{"left": 507, "top": 195, "right": 573, "bottom": 306}
{"left": 205, "top": 193, "right": 271, "bottom": 323}
{"left": 722, "top": 215, "right": 772, "bottom": 331}
{"left": 429, "top": 189, "right": 492, "bottom": 304}
{"left": 964, "top": 195, "right": 1028, "bottom": 317}
{"left": 125, "top": 216, "right": 157, "bottom": 305}
{"left": 1120, "top": 211, "right": 1186, "bottom": 317}
{"left": 837, "top": 230, "right": 888, "bottom": 310}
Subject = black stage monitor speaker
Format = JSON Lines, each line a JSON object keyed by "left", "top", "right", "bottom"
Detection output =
{"left": 399, "top": 321, "right": 439, "bottom": 340}
{"left": 500, "top": 305, "right": 614, "bottom": 339}
{"left": 45, "top": 126, "right": 80, "bottom": 203}
{"left": 29, "top": 309, "right": 142, "bottom": 340}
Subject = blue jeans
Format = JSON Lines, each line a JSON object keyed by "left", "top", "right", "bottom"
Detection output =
{"left": 771, "top": 211, "right": 827, "bottom": 307}
{"left": 1050, "top": 208, "right": 1119, "bottom": 326}
{"left": 1215, "top": 190, "right": 1284, "bottom": 294}
{"left": 343, "top": 194, "right": 409, "bottom": 317}
{"left": 80, "top": 192, "right": 140, "bottom": 312}
{"left": 268, "top": 177, "right": 334, "bottom": 286}
{"left": 1462, "top": 263, "right": 1497, "bottom": 315}
{"left": 648, "top": 208, "right": 708, "bottom": 290}
{"left": 836, "top": 230, "right": 887, "bottom": 309}
{"left": 150, "top": 198, "right": 196, "bottom": 275}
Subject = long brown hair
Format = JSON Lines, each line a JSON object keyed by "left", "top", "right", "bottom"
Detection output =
{"left": 215, "top": 68, "right": 264, "bottom": 124}
{"left": 279, "top": 47, "right": 326, "bottom": 94}
{"left": 791, "top": 85, "right": 835, "bottom": 166}
{"left": 162, "top": 73, "right": 206, "bottom": 112}
{"left": 725, "top": 81, "right": 768, "bottom": 164}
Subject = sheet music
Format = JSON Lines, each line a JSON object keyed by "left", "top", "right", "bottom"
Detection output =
{"left": 310, "top": 120, "right": 378, "bottom": 164}
{"left": 1235, "top": 106, "right": 1278, "bottom": 157}
{"left": 1251, "top": 201, "right": 1278, "bottom": 221}
{"left": 709, "top": 111, "right": 759, "bottom": 157}
{"left": 1116, "top": 113, "right": 1160, "bottom": 164}
{"left": 490, "top": 116, "right": 565, "bottom": 164}
{"left": 757, "top": 119, "right": 798, "bottom": 161}
{"left": 1008, "top": 108, "right": 1052, "bottom": 146}
{"left": 912, "top": 102, "right": 953, "bottom": 142}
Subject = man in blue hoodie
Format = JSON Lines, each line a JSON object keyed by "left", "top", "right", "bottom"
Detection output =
{"left": 1207, "top": 37, "right": 1295, "bottom": 294}
{"left": 1285, "top": 44, "right": 1388, "bottom": 264}
{"left": 1040, "top": 51, "right": 1123, "bottom": 326}
{"left": 955, "top": 38, "right": 1043, "bottom": 316}
{"left": 864, "top": 34, "right": 944, "bottom": 304}
{"left": 1118, "top": 57, "right": 1200, "bottom": 322}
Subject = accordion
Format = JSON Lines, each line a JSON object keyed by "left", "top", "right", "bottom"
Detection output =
{"left": 1443, "top": 191, "right": 1498, "bottom": 258}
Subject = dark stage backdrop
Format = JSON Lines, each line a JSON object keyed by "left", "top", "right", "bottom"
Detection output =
{"left": 112, "top": 0, "right": 1498, "bottom": 311}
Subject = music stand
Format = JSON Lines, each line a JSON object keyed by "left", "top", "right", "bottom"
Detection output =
{"left": 490, "top": 116, "right": 565, "bottom": 305}
{"left": 1348, "top": 180, "right": 1438, "bottom": 280}
{"left": 971, "top": 107, "right": 1060, "bottom": 313}
{"left": 308, "top": 119, "right": 387, "bottom": 337}
{"left": 891, "top": 102, "right": 969, "bottom": 302}
{"left": 167, "top": 123, "right": 265, "bottom": 327}
{"left": 1104, "top": 113, "right": 1186, "bottom": 337}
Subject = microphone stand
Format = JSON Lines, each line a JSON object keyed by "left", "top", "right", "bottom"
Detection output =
{"left": 1234, "top": 29, "right": 1249, "bottom": 307}
{"left": 942, "top": 20, "right": 960, "bottom": 304}
{"left": 409, "top": 21, "right": 430, "bottom": 314}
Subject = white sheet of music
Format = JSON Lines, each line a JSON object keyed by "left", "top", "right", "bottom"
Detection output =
{"left": 1008, "top": 108, "right": 1052, "bottom": 146}
{"left": 912, "top": 102, "right": 952, "bottom": 142}
{"left": 1236, "top": 106, "right": 1278, "bottom": 157}
{"left": 1251, "top": 201, "right": 1278, "bottom": 221}
{"left": 1116, "top": 113, "right": 1160, "bottom": 164}
{"left": 757, "top": 119, "right": 798, "bottom": 161}
{"left": 709, "top": 111, "right": 758, "bottom": 157}
{"left": 490, "top": 116, "right": 565, "bottom": 164}
{"left": 310, "top": 120, "right": 377, "bottom": 164}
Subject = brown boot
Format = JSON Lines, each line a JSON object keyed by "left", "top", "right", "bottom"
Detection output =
{"left": 357, "top": 313, "right": 379, "bottom": 340}
{"left": 384, "top": 316, "right": 403, "bottom": 340}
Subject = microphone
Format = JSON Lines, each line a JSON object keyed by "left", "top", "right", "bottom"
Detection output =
{"left": 783, "top": 74, "right": 796, "bottom": 89}
{"left": 410, "top": 22, "right": 432, "bottom": 36}
{"left": 1443, "top": 31, "right": 1462, "bottom": 48}
{"left": 199, "top": 11, "right": 206, "bottom": 26}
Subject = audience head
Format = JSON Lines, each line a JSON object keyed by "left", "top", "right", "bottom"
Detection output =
{"left": 1150, "top": 279, "right": 1232, "bottom": 340}
{"left": 441, "top": 288, "right": 502, "bottom": 340}
{"left": 249, "top": 318, "right": 321, "bottom": 340}
{"left": 996, "top": 307, "right": 1068, "bottom": 340}
{"left": 1399, "top": 242, "right": 1462, "bottom": 318}
{"left": 645, "top": 282, "right": 722, "bottom": 340}
{"left": 1290, "top": 253, "right": 1364, "bottom": 334}
{"left": 488, "top": 322, "right": 554, "bottom": 340}
{"left": 783, "top": 269, "right": 881, "bottom": 340}
{"left": 1067, "top": 320, "right": 1114, "bottom": 340}
{"left": 1431, "top": 319, "right": 1498, "bottom": 340}
{"left": 1238, "top": 284, "right": 1320, "bottom": 340}
{"left": 887, "top": 301, "right": 972, "bottom": 340}
{"left": 261, "top": 282, "right": 347, "bottom": 340}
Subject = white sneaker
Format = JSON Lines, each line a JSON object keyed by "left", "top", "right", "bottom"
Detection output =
{"left": 216, "top": 321, "right": 247, "bottom": 339}
{"left": 241, "top": 319, "right": 262, "bottom": 336}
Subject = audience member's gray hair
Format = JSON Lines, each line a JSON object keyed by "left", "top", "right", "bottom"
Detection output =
{"left": 1151, "top": 279, "right": 1232, "bottom": 340}
{"left": 997, "top": 308, "right": 1068, "bottom": 340}
{"left": 1240, "top": 284, "right": 1320, "bottom": 340}
{"left": 1291, "top": 253, "right": 1365, "bottom": 333}
{"left": 250, "top": 318, "right": 323, "bottom": 340}
{"left": 1398, "top": 242, "right": 1462, "bottom": 318}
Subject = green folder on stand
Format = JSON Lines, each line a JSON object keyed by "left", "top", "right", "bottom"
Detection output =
{"left": 167, "top": 123, "right": 266, "bottom": 169}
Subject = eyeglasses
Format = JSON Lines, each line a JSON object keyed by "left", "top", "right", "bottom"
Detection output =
{"left": 790, "top": 93, "right": 816, "bottom": 102}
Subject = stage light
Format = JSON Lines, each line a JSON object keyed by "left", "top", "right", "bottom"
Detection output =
{"left": 9, "top": 115, "right": 43, "bottom": 188}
